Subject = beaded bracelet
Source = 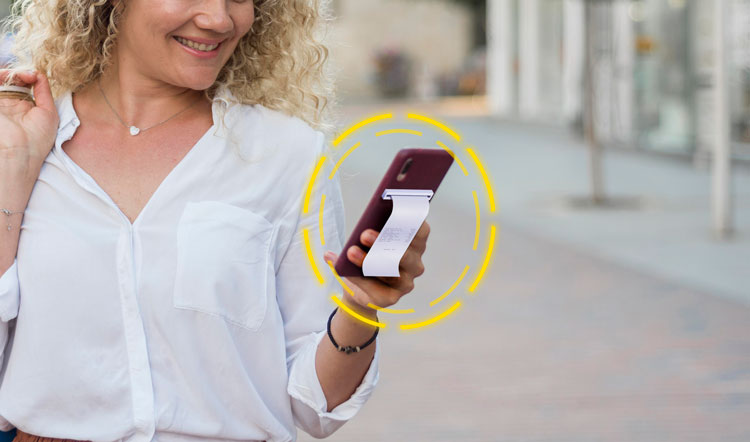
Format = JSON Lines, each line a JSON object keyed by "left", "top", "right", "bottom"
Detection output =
{"left": 327, "top": 307, "right": 379, "bottom": 354}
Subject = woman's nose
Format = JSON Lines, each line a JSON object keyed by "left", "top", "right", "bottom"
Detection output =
{"left": 194, "top": 0, "right": 234, "bottom": 34}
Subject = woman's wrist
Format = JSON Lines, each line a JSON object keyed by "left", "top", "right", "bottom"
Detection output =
{"left": 0, "top": 145, "right": 34, "bottom": 172}
{"left": 0, "top": 176, "right": 34, "bottom": 215}
{"left": 1, "top": 154, "right": 41, "bottom": 199}
{"left": 339, "top": 293, "right": 378, "bottom": 319}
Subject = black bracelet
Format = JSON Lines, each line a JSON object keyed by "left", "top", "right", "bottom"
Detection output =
{"left": 327, "top": 307, "right": 379, "bottom": 354}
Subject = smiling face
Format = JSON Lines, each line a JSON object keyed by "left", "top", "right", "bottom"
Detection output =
{"left": 114, "top": 0, "right": 256, "bottom": 91}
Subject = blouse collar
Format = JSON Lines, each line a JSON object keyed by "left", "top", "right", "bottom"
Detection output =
{"left": 54, "top": 83, "right": 239, "bottom": 138}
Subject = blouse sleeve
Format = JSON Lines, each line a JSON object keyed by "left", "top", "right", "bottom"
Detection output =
{"left": 273, "top": 131, "right": 380, "bottom": 439}
{"left": 0, "top": 258, "right": 20, "bottom": 360}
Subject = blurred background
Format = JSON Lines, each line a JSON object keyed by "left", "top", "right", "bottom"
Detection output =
{"left": 310, "top": 1, "right": 750, "bottom": 439}
{"left": 2, "top": 0, "right": 750, "bottom": 441}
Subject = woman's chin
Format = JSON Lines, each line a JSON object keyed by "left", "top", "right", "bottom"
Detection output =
{"left": 176, "top": 79, "right": 217, "bottom": 92}
{"left": 170, "top": 72, "right": 221, "bottom": 91}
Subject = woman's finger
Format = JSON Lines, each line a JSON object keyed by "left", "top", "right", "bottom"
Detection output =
{"left": 359, "top": 229, "right": 378, "bottom": 247}
{"left": 349, "top": 242, "right": 424, "bottom": 277}
{"left": 410, "top": 221, "right": 430, "bottom": 254}
{"left": 344, "top": 275, "right": 404, "bottom": 308}
{"left": 0, "top": 70, "right": 38, "bottom": 110}
{"left": 399, "top": 249, "right": 425, "bottom": 278}
{"left": 323, "top": 251, "right": 375, "bottom": 308}
{"left": 0, "top": 69, "right": 38, "bottom": 86}
{"left": 31, "top": 72, "right": 55, "bottom": 113}
{"left": 378, "top": 273, "right": 415, "bottom": 294}
{"left": 324, "top": 250, "right": 404, "bottom": 309}
{"left": 346, "top": 245, "right": 366, "bottom": 267}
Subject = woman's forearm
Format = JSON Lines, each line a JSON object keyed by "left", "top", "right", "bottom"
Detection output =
{"left": 0, "top": 155, "right": 38, "bottom": 274}
{"left": 315, "top": 294, "right": 379, "bottom": 412}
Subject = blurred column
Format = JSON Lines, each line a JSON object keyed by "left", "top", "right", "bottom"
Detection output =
{"left": 692, "top": 0, "right": 716, "bottom": 164}
{"left": 611, "top": 1, "right": 634, "bottom": 145}
{"left": 562, "top": 0, "right": 584, "bottom": 123}
{"left": 583, "top": 0, "right": 606, "bottom": 203}
{"left": 712, "top": 0, "right": 734, "bottom": 237}
{"left": 487, "top": 0, "right": 515, "bottom": 117}
{"left": 519, "top": 0, "right": 540, "bottom": 119}
{"left": 588, "top": 1, "right": 614, "bottom": 142}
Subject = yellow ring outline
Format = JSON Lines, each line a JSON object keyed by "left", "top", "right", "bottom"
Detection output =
{"left": 329, "top": 141, "right": 362, "bottom": 180}
{"left": 331, "top": 295, "right": 386, "bottom": 328}
{"left": 326, "top": 260, "right": 353, "bottom": 296}
{"left": 465, "top": 147, "right": 496, "bottom": 213}
{"left": 326, "top": 261, "right": 415, "bottom": 313}
{"left": 436, "top": 140, "right": 468, "bottom": 176}
{"left": 303, "top": 155, "right": 327, "bottom": 215}
{"left": 333, "top": 113, "right": 393, "bottom": 147}
{"left": 303, "top": 227, "right": 325, "bottom": 285}
{"left": 400, "top": 300, "right": 462, "bottom": 330}
{"left": 370, "top": 305, "right": 416, "bottom": 314}
{"left": 472, "top": 190, "right": 481, "bottom": 250}
{"left": 429, "top": 265, "right": 470, "bottom": 306}
{"left": 376, "top": 129, "right": 423, "bottom": 136}
{"left": 406, "top": 113, "right": 461, "bottom": 142}
{"left": 301, "top": 112, "right": 497, "bottom": 331}
{"left": 319, "top": 194, "right": 326, "bottom": 246}
{"left": 468, "top": 224, "right": 497, "bottom": 293}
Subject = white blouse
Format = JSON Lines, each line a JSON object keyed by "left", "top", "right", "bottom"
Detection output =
{"left": 0, "top": 87, "right": 379, "bottom": 442}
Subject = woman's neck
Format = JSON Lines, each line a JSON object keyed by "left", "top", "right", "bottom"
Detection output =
{"left": 82, "top": 67, "right": 208, "bottom": 130}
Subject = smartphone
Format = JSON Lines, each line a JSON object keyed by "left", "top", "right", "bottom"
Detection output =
{"left": 334, "top": 147, "right": 454, "bottom": 278}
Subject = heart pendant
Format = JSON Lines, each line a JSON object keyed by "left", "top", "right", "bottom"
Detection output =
{"left": 129, "top": 126, "right": 140, "bottom": 136}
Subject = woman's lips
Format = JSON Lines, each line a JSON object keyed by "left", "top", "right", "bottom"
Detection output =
{"left": 173, "top": 36, "right": 222, "bottom": 58}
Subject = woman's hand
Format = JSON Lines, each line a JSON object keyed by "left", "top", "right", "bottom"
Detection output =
{"left": 0, "top": 69, "right": 59, "bottom": 175}
{"left": 323, "top": 221, "right": 430, "bottom": 311}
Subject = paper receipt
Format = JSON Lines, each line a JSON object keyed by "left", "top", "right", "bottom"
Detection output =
{"left": 362, "top": 194, "right": 431, "bottom": 277}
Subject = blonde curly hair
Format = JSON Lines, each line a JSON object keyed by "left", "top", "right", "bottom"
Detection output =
{"left": 1, "top": 0, "right": 339, "bottom": 139}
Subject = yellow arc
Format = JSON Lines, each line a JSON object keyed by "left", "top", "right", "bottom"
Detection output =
{"left": 465, "top": 147, "right": 496, "bottom": 213}
{"left": 400, "top": 300, "right": 462, "bottom": 330}
{"left": 430, "top": 265, "right": 470, "bottom": 306}
{"left": 331, "top": 295, "right": 386, "bottom": 328}
{"left": 333, "top": 113, "right": 393, "bottom": 146}
{"left": 302, "top": 227, "right": 325, "bottom": 285}
{"left": 468, "top": 224, "right": 497, "bottom": 292}
{"left": 407, "top": 113, "right": 461, "bottom": 142}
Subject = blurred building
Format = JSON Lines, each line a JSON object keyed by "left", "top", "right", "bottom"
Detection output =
{"left": 0, "top": 0, "right": 11, "bottom": 68}
{"left": 327, "top": 0, "right": 475, "bottom": 100}
{"left": 487, "top": 0, "right": 750, "bottom": 162}
{"left": 1, "top": 0, "right": 478, "bottom": 99}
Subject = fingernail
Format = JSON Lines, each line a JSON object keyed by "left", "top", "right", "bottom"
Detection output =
{"left": 366, "top": 231, "right": 377, "bottom": 242}
{"left": 352, "top": 248, "right": 365, "bottom": 260}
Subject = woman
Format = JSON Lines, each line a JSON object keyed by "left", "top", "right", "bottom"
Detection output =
{"left": 0, "top": 0, "right": 429, "bottom": 441}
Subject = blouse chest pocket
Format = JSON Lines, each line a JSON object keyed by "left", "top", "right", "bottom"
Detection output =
{"left": 173, "top": 200, "right": 275, "bottom": 332}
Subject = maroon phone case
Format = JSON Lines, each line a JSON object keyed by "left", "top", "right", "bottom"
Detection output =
{"left": 333, "top": 148, "right": 454, "bottom": 278}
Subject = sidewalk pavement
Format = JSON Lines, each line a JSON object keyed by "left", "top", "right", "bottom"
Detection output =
{"left": 296, "top": 98, "right": 750, "bottom": 441}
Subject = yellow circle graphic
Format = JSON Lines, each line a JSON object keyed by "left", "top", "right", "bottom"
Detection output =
{"left": 301, "top": 112, "right": 497, "bottom": 331}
